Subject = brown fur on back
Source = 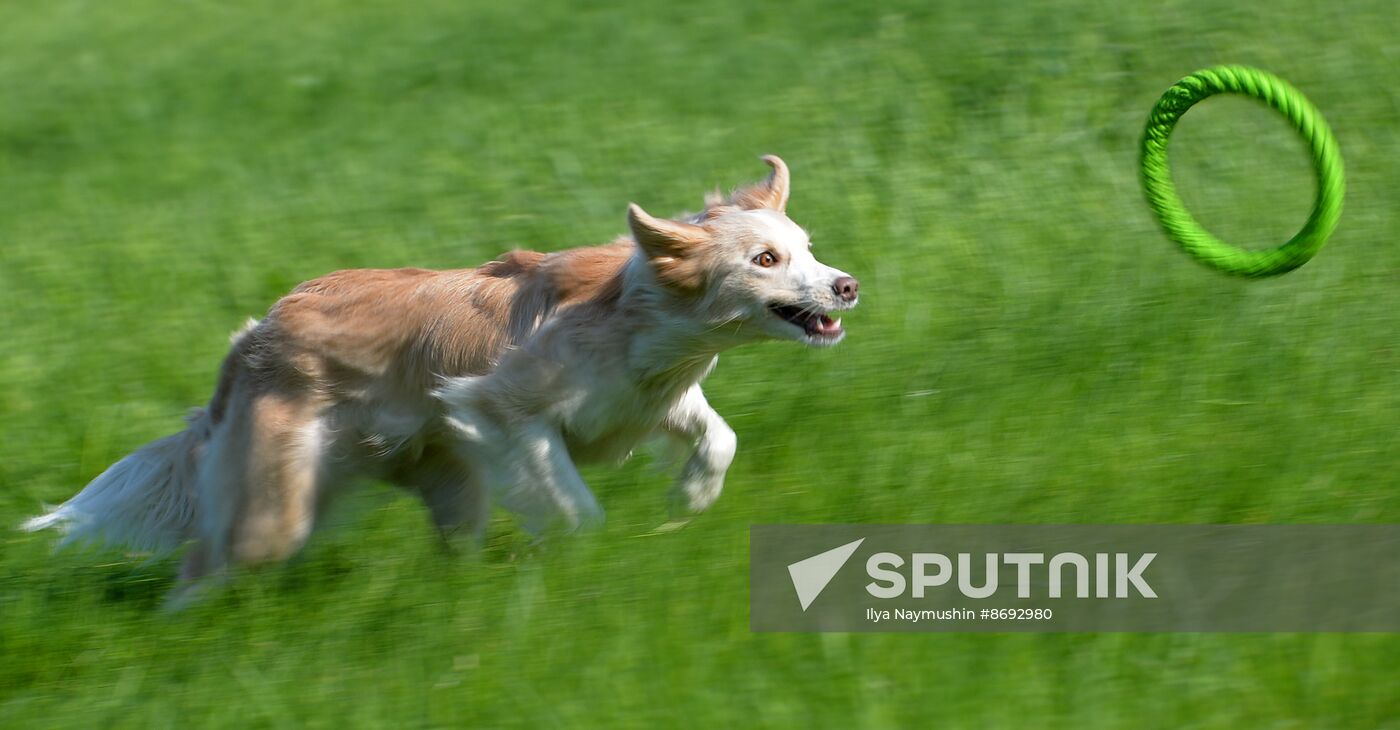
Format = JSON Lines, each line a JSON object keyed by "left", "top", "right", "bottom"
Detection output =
{"left": 210, "top": 241, "right": 635, "bottom": 428}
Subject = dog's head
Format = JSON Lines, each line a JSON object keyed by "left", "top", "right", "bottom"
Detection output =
{"left": 627, "top": 156, "right": 858, "bottom": 347}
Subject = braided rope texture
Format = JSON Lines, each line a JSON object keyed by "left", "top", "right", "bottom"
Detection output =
{"left": 1140, "top": 65, "right": 1345, "bottom": 277}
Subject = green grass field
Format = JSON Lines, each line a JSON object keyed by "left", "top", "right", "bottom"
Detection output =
{"left": 3, "top": 0, "right": 1399, "bottom": 726}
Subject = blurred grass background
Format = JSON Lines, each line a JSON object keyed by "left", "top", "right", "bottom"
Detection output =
{"left": 3, "top": 0, "right": 1399, "bottom": 726}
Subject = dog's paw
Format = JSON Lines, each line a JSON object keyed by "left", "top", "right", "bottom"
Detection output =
{"left": 670, "top": 473, "right": 725, "bottom": 515}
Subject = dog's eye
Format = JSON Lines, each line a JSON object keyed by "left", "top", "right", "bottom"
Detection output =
{"left": 752, "top": 251, "right": 778, "bottom": 268}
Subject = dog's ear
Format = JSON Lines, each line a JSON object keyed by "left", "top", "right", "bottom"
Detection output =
{"left": 627, "top": 203, "right": 709, "bottom": 290}
{"left": 726, "top": 154, "right": 790, "bottom": 212}
{"left": 627, "top": 203, "right": 708, "bottom": 256}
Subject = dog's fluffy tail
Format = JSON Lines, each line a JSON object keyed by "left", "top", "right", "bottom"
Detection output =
{"left": 21, "top": 409, "right": 211, "bottom": 555}
{"left": 21, "top": 319, "right": 259, "bottom": 555}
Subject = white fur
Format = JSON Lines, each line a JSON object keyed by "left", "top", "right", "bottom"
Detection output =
{"left": 663, "top": 385, "right": 737, "bottom": 514}
{"left": 21, "top": 411, "right": 207, "bottom": 553}
{"left": 434, "top": 204, "right": 856, "bottom": 532}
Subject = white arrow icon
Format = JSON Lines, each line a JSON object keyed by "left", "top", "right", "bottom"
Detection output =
{"left": 787, "top": 538, "right": 865, "bottom": 611}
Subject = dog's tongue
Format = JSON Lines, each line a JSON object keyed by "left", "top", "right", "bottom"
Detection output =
{"left": 808, "top": 314, "right": 842, "bottom": 337}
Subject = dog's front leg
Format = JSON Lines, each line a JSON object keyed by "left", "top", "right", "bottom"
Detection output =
{"left": 455, "top": 417, "right": 603, "bottom": 534}
{"left": 508, "top": 419, "right": 605, "bottom": 533}
{"left": 661, "top": 385, "right": 737, "bottom": 516}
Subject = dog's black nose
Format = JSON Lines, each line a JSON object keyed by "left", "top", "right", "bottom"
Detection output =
{"left": 833, "top": 276, "right": 859, "bottom": 302}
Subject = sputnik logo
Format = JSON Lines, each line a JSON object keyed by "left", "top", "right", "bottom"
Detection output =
{"left": 787, "top": 538, "right": 865, "bottom": 611}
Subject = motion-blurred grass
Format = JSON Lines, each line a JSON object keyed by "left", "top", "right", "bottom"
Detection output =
{"left": 3, "top": 0, "right": 1399, "bottom": 727}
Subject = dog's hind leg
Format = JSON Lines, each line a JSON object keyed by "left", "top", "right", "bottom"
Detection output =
{"left": 389, "top": 443, "right": 489, "bottom": 548}
{"left": 230, "top": 393, "right": 327, "bottom": 567}
{"left": 180, "top": 391, "right": 327, "bottom": 589}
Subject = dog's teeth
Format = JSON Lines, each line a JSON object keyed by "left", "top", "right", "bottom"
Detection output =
{"left": 833, "top": 318, "right": 842, "bottom": 330}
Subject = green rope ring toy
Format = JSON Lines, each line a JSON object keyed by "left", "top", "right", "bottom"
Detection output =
{"left": 1140, "top": 65, "right": 1345, "bottom": 277}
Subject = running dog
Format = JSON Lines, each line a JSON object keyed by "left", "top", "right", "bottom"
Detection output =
{"left": 23, "top": 155, "right": 859, "bottom": 590}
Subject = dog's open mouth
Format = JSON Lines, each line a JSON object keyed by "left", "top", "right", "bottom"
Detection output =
{"left": 769, "top": 303, "right": 843, "bottom": 339}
